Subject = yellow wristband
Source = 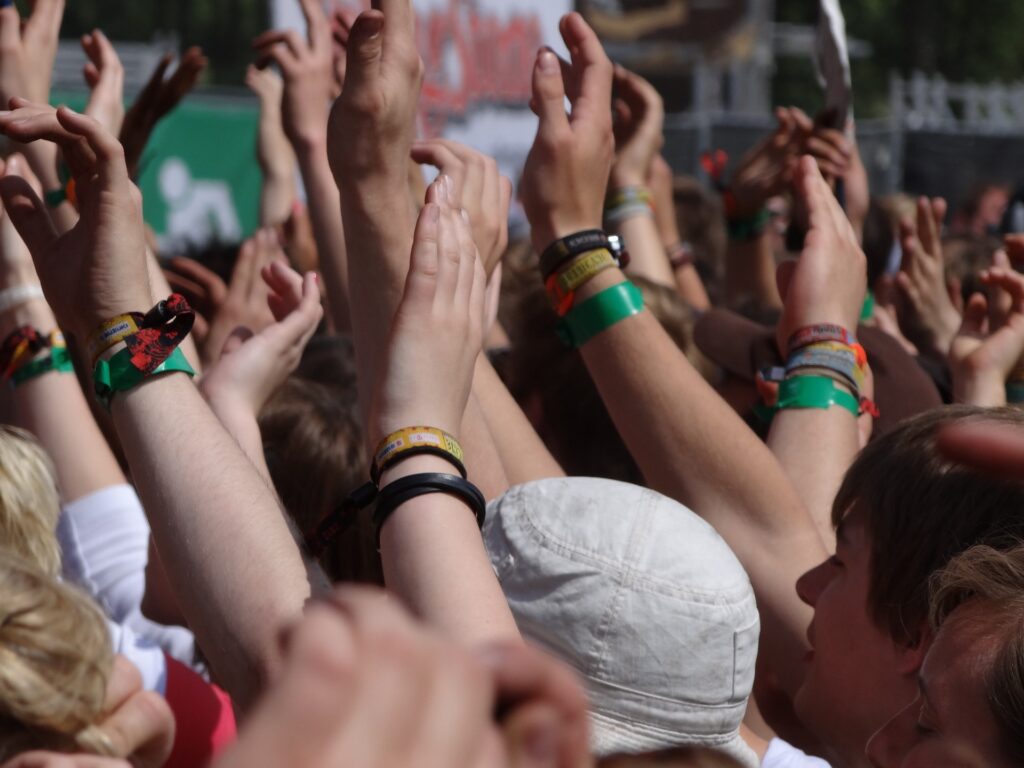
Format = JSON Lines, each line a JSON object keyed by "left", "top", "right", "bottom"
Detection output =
{"left": 372, "top": 426, "right": 466, "bottom": 484}
{"left": 546, "top": 248, "right": 616, "bottom": 316}
{"left": 86, "top": 314, "right": 141, "bottom": 366}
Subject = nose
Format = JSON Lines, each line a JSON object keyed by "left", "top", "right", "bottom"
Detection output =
{"left": 865, "top": 697, "right": 920, "bottom": 767}
{"left": 795, "top": 558, "right": 836, "bottom": 607}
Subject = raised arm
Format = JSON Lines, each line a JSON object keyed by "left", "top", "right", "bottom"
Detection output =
{"left": 518, "top": 15, "right": 821, "bottom": 697}
{"left": 254, "top": 0, "right": 351, "bottom": 331}
{"left": 0, "top": 103, "right": 312, "bottom": 710}
{"left": 245, "top": 66, "right": 298, "bottom": 228}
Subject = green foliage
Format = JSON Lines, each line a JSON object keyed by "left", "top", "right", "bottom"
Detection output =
{"left": 44, "top": 0, "right": 269, "bottom": 86}
{"left": 775, "top": 0, "right": 1024, "bottom": 118}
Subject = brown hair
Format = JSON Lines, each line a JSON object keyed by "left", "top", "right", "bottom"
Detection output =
{"left": 0, "top": 551, "right": 116, "bottom": 761}
{"left": 259, "top": 376, "right": 381, "bottom": 585}
{"left": 930, "top": 543, "right": 1024, "bottom": 763}
{"left": 672, "top": 176, "right": 726, "bottom": 303}
{"left": 833, "top": 405, "right": 1024, "bottom": 646}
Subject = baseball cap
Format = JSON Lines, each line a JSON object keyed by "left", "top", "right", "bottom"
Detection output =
{"left": 693, "top": 307, "right": 943, "bottom": 437}
{"left": 484, "top": 478, "right": 760, "bottom": 768}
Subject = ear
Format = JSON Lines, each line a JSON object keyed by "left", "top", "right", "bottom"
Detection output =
{"left": 894, "top": 622, "right": 932, "bottom": 677}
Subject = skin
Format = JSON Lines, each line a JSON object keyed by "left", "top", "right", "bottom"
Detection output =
{"left": 865, "top": 602, "right": 1013, "bottom": 768}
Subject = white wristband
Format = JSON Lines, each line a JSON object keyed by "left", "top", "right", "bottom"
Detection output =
{"left": 0, "top": 284, "right": 44, "bottom": 314}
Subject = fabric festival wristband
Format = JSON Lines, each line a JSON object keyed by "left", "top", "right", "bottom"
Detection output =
{"left": 605, "top": 186, "right": 652, "bottom": 211}
{"left": 776, "top": 375, "right": 860, "bottom": 418}
{"left": 87, "top": 313, "right": 142, "bottom": 365}
{"left": 10, "top": 346, "right": 73, "bottom": 388}
{"left": 605, "top": 202, "right": 654, "bottom": 228}
{"left": 93, "top": 346, "right": 194, "bottom": 410}
{"left": 556, "top": 281, "right": 644, "bottom": 349}
{"left": 787, "top": 324, "right": 859, "bottom": 356}
{"left": 726, "top": 208, "right": 771, "bottom": 241}
{"left": 371, "top": 426, "right": 467, "bottom": 485}
{"left": 545, "top": 248, "right": 616, "bottom": 316}
{"left": 860, "top": 290, "right": 876, "bottom": 322}
{"left": 372, "top": 472, "right": 486, "bottom": 544}
{"left": 785, "top": 348, "right": 864, "bottom": 393}
{"left": 667, "top": 242, "right": 695, "bottom": 269}
{"left": 539, "top": 229, "right": 610, "bottom": 279}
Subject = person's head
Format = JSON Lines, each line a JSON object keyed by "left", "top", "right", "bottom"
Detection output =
{"left": 793, "top": 406, "right": 1024, "bottom": 763}
{"left": 258, "top": 375, "right": 379, "bottom": 584}
{"left": 0, "top": 551, "right": 116, "bottom": 761}
{"left": 485, "top": 478, "right": 760, "bottom": 767}
{"left": 866, "top": 543, "right": 1024, "bottom": 767}
{"left": 501, "top": 269, "right": 707, "bottom": 484}
{"left": 671, "top": 176, "right": 726, "bottom": 301}
{"left": 0, "top": 425, "right": 62, "bottom": 577}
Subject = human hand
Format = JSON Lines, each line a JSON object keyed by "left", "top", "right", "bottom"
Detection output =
{"left": 329, "top": 6, "right": 358, "bottom": 98}
{"left": 327, "top": 0, "right": 424, "bottom": 183}
{"left": 278, "top": 202, "right": 320, "bottom": 275}
{"left": 609, "top": 66, "right": 664, "bottom": 189}
{"left": 370, "top": 176, "right": 486, "bottom": 443}
{"left": 0, "top": 155, "right": 42, "bottom": 291}
{"left": 165, "top": 229, "right": 283, "bottom": 367}
{"left": 520, "top": 13, "right": 614, "bottom": 253}
{"left": 81, "top": 30, "right": 126, "bottom": 137}
{"left": 410, "top": 139, "right": 512, "bottom": 276}
{"left": 948, "top": 261, "right": 1024, "bottom": 406}
{"left": 0, "top": 0, "right": 64, "bottom": 106}
{"left": 729, "top": 108, "right": 802, "bottom": 219}
{"left": 245, "top": 65, "right": 293, "bottom": 173}
{"left": 0, "top": 102, "right": 151, "bottom": 338}
{"left": 120, "top": 47, "right": 208, "bottom": 179}
{"left": 253, "top": 0, "right": 336, "bottom": 151}
{"left": 895, "top": 196, "right": 961, "bottom": 359}
{"left": 775, "top": 155, "right": 866, "bottom": 354}
{"left": 214, "top": 586, "right": 592, "bottom": 768}
{"left": 788, "top": 108, "right": 853, "bottom": 184}
{"left": 200, "top": 262, "right": 322, "bottom": 416}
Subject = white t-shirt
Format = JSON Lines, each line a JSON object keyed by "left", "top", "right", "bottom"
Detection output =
{"left": 762, "top": 738, "right": 831, "bottom": 768}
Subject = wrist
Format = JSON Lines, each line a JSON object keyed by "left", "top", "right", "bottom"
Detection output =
{"left": 378, "top": 453, "right": 462, "bottom": 489}
{"left": 609, "top": 168, "right": 645, "bottom": 189}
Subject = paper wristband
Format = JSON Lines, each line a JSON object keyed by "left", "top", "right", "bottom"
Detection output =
{"left": 10, "top": 347, "right": 73, "bottom": 388}
{"left": 87, "top": 313, "right": 143, "bottom": 365}
{"left": 556, "top": 281, "right": 645, "bottom": 349}
{"left": 371, "top": 427, "right": 467, "bottom": 485}
{"left": 539, "top": 229, "right": 610, "bottom": 279}
{"left": 546, "top": 248, "right": 616, "bottom": 316}
{"left": 776, "top": 375, "right": 860, "bottom": 418}
{"left": 93, "top": 346, "right": 194, "bottom": 410}
{"left": 787, "top": 324, "right": 859, "bottom": 356}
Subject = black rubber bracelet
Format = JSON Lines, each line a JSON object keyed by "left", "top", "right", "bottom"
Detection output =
{"left": 539, "top": 229, "right": 610, "bottom": 279}
{"left": 373, "top": 472, "right": 486, "bottom": 543}
{"left": 371, "top": 445, "right": 468, "bottom": 486}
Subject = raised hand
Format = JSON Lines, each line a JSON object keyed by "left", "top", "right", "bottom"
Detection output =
{"left": 200, "top": 262, "right": 322, "bottom": 417}
{"left": 82, "top": 30, "right": 126, "bottom": 137}
{"left": 948, "top": 261, "right": 1024, "bottom": 406}
{"left": 410, "top": 139, "right": 512, "bottom": 275}
{"left": 894, "top": 196, "right": 961, "bottom": 359}
{"left": 371, "top": 176, "right": 486, "bottom": 443}
{"left": 0, "top": 0, "right": 64, "bottom": 106}
{"left": 729, "top": 107, "right": 802, "bottom": 218}
{"left": 519, "top": 13, "right": 614, "bottom": 252}
{"left": 327, "top": 0, "right": 424, "bottom": 183}
{"left": 609, "top": 65, "right": 664, "bottom": 189}
{"left": 253, "top": 0, "right": 335, "bottom": 151}
{"left": 120, "top": 48, "right": 208, "bottom": 179}
{"left": 245, "top": 65, "right": 298, "bottom": 226}
{"left": 329, "top": 6, "right": 358, "bottom": 97}
{"left": 0, "top": 102, "right": 150, "bottom": 338}
{"left": 775, "top": 155, "right": 867, "bottom": 354}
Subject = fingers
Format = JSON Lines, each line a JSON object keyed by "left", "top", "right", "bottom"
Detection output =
{"left": 0, "top": 6, "right": 21, "bottom": 50}
{"left": 342, "top": 11, "right": 385, "bottom": 93}
{"left": 961, "top": 292, "right": 989, "bottom": 336}
{"left": 165, "top": 256, "right": 228, "bottom": 308}
{"left": 916, "top": 196, "right": 943, "bottom": 258}
{"left": 435, "top": 189, "right": 462, "bottom": 307}
{"left": 267, "top": 271, "right": 323, "bottom": 348}
{"left": 298, "top": 0, "right": 330, "bottom": 50}
{"left": 0, "top": 174, "right": 58, "bottom": 259}
{"left": 410, "top": 140, "right": 466, "bottom": 205}
{"left": 375, "top": 0, "right": 416, "bottom": 60}
{"left": 404, "top": 191, "right": 442, "bottom": 304}
{"left": 531, "top": 49, "right": 570, "bottom": 137}
{"left": 55, "top": 107, "right": 129, "bottom": 186}
{"left": 453, "top": 207, "right": 478, "bottom": 311}
{"left": 559, "top": 13, "right": 613, "bottom": 124}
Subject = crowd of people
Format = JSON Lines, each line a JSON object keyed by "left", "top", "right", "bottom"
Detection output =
{"left": 0, "top": 0, "right": 1022, "bottom": 766}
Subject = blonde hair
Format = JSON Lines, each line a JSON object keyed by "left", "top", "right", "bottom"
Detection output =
{"left": 0, "top": 551, "right": 116, "bottom": 761}
{"left": 0, "top": 426, "right": 62, "bottom": 576}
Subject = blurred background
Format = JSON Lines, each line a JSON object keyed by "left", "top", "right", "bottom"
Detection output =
{"left": 44, "top": 0, "right": 1024, "bottom": 246}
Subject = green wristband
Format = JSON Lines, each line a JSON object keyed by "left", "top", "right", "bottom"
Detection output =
{"left": 44, "top": 188, "right": 67, "bottom": 209}
{"left": 556, "top": 281, "right": 644, "bottom": 349}
{"left": 860, "top": 290, "right": 875, "bottom": 321}
{"left": 9, "top": 347, "right": 73, "bottom": 388}
{"left": 1006, "top": 381, "right": 1024, "bottom": 404}
{"left": 93, "top": 346, "right": 195, "bottom": 410}
{"left": 726, "top": 208, "right": 771, "bottom": 241}
{"left": 776, "top": 375, "right": 860, "bottom": 418}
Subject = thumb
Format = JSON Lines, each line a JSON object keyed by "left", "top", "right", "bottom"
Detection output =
{"left": 342, "top": 10, "right": 384, "bottom": 92}
{"left": 962, "top": 292, "right": 988, "bottom": 336}
{"left": 0, "top": 175, "right": 58, "bottom": 259}
{"left": 531, "top": 48, "right": 569, "bottom": 136}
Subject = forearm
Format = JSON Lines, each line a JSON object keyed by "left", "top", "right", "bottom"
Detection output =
{"left": 767, "top": 407, "right": 858, "bottom": 549}
{"left": 203, "top": 395, "right": 275, "bottom": 486}
{"left": 111, "top": 372, "right": 311, "bottom": 709}
{"left": 473, "top": 354, "right": 564, "bottom": 487}
{"left": 460, "top": 393, "right": 511, "bottom": 501}
{"left": 378, "top": 453, "right": 519, "bottom": 643}
{"left": 725, "top": 233, "right": 781, "bottom": 311}
{"left": 0, "top": 298, "right": 126, "bottom": 501}
{"left": 295, "top": 140, "right": 352, "bottom": 333}
{"left": 257, "top": 115, "right": 298, "bottom": 227}
{"left": 673, "top": 263, "right": 711, "bottom": 311}
{"left": 616, "top": 213, "right": 674, "bottom": 288}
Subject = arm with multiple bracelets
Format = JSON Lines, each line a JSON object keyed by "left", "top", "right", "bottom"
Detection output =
{"left": 0, "top": 102, "right": 313, "bottom": 712}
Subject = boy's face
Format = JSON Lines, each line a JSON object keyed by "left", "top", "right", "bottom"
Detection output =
{"left": 793, "top": 509, "right": 922, "bottom": 766}
{"left": 865, "top": 602, "right": 1013, "bottom": 768}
